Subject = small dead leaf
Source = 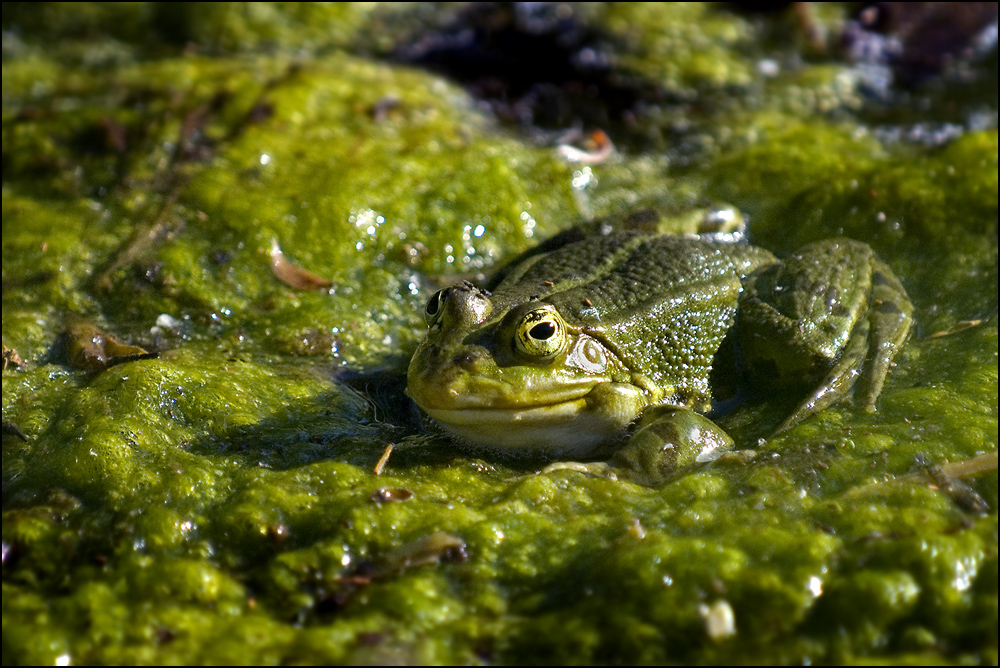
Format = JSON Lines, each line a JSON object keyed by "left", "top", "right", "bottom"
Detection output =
{"left": 929, "top": 318, "right": 985, "bottom": 338}
{"left": 370, "top": 487, "right": 413, "bottom": 504}
{"left": 65, "top": 315, "right": 155, "bottom": 372}
{"left": 269, "top": 239, "right": 332, "bottom": 291}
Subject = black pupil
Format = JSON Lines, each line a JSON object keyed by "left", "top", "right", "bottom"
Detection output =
{"left": 529, "top": 321, "right": 556, "bottom": 340}
{"left": 426, "top": 293, "right": 441, "bottom": 315}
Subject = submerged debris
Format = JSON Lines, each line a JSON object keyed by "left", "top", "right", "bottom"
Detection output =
{"left": 556, "top": 128, "right": 616, "bottom": 164}
{"left": 841, "top": 2, "right": 999, "bottom": 86}
{"left": 393, "top": 2, "right": 659, "bottom": 134}
{"left": 699, "top": 600, "right": 737, "bottom": 641}
{"left": 370, "top": 531, "right": 468, "bottom": 579}
{"left": 93, "top": 187, "right": 187, "bottom": 293}
{"left": 935, "top": 451, "right": 1000, "bottom": 479}
{"left": 925, "top": 461, "right": 991, "bottom": 514}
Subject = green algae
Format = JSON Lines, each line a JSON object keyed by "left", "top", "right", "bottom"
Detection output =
{"left": 3, "top": 3, "right": 997, "bottom": 665}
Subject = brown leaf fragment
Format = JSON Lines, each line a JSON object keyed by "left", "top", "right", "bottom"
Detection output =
{"left": 928, "top": 311, "right": 993, "bottom": 338}
{"left": 370, "top": 486, "right": 413, "bottom": 504}
{"left": 269, "top": 240, "right": 332, "bottom": 291}
{"left": 3, "top": 346, "right": 24, "bottom": 371}
{"left": 65, "top": 315, "right": 156, "bottom": 372}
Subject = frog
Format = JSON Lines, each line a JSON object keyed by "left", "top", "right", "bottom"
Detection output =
{"left": 406, "top": 219, "right": 913, "bottom": 484}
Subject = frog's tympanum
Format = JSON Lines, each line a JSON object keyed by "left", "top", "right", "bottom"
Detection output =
{"left": 407, "top": 222, "right": 912, "bottom": 484}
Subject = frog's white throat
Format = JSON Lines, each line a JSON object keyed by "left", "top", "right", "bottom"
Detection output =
{"left": 420, "top": 388, "right": 645, "bottom": 458}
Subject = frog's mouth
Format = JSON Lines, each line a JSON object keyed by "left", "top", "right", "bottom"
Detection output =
{"left": 407, "top": 376, "right": 646, "bottom": 456}
{"left": 419, "top": 399, "right": 618, "bottom": 456}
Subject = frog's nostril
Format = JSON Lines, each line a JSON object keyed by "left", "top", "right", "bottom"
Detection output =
{"left": 454, "top": 351, "right": 482, "bottom": 371}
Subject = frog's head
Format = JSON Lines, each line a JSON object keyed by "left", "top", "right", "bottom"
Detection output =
{"left": 406, "top": 281, "right": 643, "bottom": 456}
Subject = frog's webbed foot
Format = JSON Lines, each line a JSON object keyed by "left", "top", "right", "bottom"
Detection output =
{"left": 739, "top": 239, "right": 913, "bottom": 434}
{"left": 541, "top": 406, "right": 735, "bottom": 487}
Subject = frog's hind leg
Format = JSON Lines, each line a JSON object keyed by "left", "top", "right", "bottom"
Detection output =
{"left": 738, "top": 238, "right": 913, "bottom": 435}
{"left": 855, "top": 258, "right": 913, "bottom": 411}
{"left": 776, "top": 263, "right": 912, "bottom": 432}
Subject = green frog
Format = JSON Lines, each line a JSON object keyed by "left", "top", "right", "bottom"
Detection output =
{"left": 406, "top": 220, "right": 912, "bottom": 483}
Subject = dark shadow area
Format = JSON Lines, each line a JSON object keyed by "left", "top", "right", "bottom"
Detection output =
{"left": 180, "top": 367, "right": 437, "bottom": 472}
{"left": 390, "top": 2, "right": 670, "bottom": 149}
{"left": 841, "top": 2, "right": 999, "bottom": 88}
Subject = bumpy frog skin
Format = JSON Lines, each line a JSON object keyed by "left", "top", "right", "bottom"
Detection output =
{"left": 406, "top": 225, "right": 912, "bottom": 471}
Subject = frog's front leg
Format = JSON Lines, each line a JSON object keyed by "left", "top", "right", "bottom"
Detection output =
{"left": 608, "top": 406, "right": 736, "bottom": 485}
{"left": 542, "top": 406, "right": 734, "bottom": 486}
{"left": 737, "top": 238, "right": 913, "bottom": 432}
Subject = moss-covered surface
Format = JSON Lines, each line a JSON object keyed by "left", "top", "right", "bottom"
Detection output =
{"left": 3, "top": 3, "right": 997, "bottom": 664}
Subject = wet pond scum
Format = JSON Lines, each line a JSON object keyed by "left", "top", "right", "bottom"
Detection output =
{"left": 2, "top": 3, "right": 997, "bottom": 664}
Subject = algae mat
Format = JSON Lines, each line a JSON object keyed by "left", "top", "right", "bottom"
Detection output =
{"left": 3, "top": 4, "right": 997, "bottom": 664}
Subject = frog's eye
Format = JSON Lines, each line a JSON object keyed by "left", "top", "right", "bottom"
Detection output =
{"left": 515, "top": 306, "right": 566, "bottom": 360}
{"left": 424, "top": 289, "right": 447, "bottom": 327}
